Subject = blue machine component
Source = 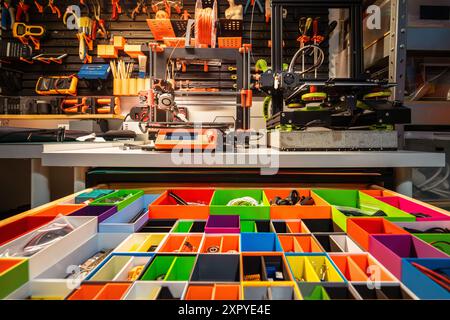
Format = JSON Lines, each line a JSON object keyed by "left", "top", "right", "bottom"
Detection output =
{"left": 78, "top": 64, "right": 111, "bottom": 80}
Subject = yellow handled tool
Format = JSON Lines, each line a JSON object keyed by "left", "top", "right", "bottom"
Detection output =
{"left": 12, "top": 22, "right": 44, "bottom": 49}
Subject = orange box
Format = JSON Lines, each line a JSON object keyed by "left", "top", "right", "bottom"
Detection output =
{"left": 200, "top": 235, "right": 239, "bottom": 253}
{"left": 285, "top": 220, "right": 310, "bottom": 233}
{"left": 214, "top": 284, "right": 241, "bottom": 300}
{"left": 94, "top": 283, "right": 130, "bottom": 300}
{"left": 330, "top": 254, "right": 397, "bottom": 282}
{"left": 113, "top": 36, "right": 126, "bottom": 50}
{"left": 278, "top": 235, "right": 323, "bottom": 253}
{"left": 347, "top": 218, "right": 410, "bottom": 251}
{"left": 158, "top": 234, "right": 202, "bottom": 253}
{"left": 185, "top": 285, "right": 214, "bottom": 300}
{"left": 264, "top": 189, "right": 331, "bottom": 220}
{"left": 67, "top": 284, "right": 104, "bottom": 300}
{"left": 149, "top": 189, "right": 214, "bottom": 219}
{"left": 124, "top": 44, "right": 144, "bottom": 58}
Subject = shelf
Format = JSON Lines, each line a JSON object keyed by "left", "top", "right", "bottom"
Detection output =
{"left": 0, "top": 114, "right": 125, "bottom": 120}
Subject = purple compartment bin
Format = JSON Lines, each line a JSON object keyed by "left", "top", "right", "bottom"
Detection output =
{"left": 369, "top": 234, "right": 448, "bottom": 279}
{"left": 205, "top": 215, "right": 240, "bottom": 234}
{"left": 69, "top": 205, "right": 117, "bottom": 223}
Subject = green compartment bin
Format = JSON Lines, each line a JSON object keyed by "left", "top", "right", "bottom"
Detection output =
{"left": 414, "top": 234, "right": 450, "bottom": 255}
{"left": 240, "top": 221, "right": 257, "bottom": 232}
{"left": 312, "top": 189, "right": 415, "bottom": 232}
{"left": 140, "top": 255, "right": 176, "bottom": 281}
{"left": 303, "top": 286, "right": 331, "bottom": 301}
{"left": 165, "top": 256, "right": 196, "bottom": 281}
{"left": 90, "top": 189, "right": 144, "bottom": 211}
{"left": 0, "top": 258, "right": 29, "bottom": 299}
{"left": 172, "top": 221, "right": 194, "bottom": 233}
{"left": 210, "top": 190, "right": 270, "bottom": 220}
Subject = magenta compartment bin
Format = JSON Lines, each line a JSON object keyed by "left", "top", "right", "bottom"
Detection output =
{"left": 369, "top": 234, "right": 448, "bottom": 279}
{"left": 375, "top": 196, "right": 450, "bottom": 221}
{"left": 205, "top": 215, "right": 240, "bottom": 234}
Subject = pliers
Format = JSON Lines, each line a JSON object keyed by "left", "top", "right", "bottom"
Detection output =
{"left": 111, "top": 0, "right": 129, "bottom": 21}
{"left": 91, "top": 0, "right": 108, "bottom": 39}
{"left": 131, "top": 0, "right": 150, "bottom": 20}
{"left": 34, "top": 0, "right": 61, "bottom": 18}
{"left": 16, "top": 0, "right": 30, "bottom": 22}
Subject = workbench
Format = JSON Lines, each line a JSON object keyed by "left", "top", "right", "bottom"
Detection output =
{"left": 0, "top": 142, "right": 445, "bottom": 208}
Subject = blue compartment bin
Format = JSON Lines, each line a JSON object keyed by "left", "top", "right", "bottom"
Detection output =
{"left": 99, "top": 194, "right": 160, "bottom": 233}
{"left": 401, "top": 258, "right": 450, "bottom": 300}
{"left": 241, "top": 233, "right": 283, "bottom": 252}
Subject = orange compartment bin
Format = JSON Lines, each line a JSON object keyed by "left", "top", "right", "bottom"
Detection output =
{"left": 149, "top": 189, "right": 214, "bottom": 219}
{"left": 201, "top": 236, "right": 222, "bottom": 253}
{"left": 94, "top": 283, "right": 131, "bottom": 300}
{"left": 347, "top": 218, "right": 410, "bottom": 251}
{"left": 185, "top": 285, "right": 214, "bottom": 300}
{"left": 221, "top": 235, "right": 240, "bottom": 253}
{"left": 67, "top": 284, "right": 104, "bottom": 300}
{"left": 31, "top": 204, "right": 86, "bottom": 217}
{"left": 214, "top": 285, "right": 241, "bottom": 300}
{"left": 264, "top": 189, "right": 331, "bottom": 220}
{"left": 278, "top": 235, "right": 323, "bottom": 253}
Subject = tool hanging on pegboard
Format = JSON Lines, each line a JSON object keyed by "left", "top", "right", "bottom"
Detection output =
{"left": 63, "top": 5, "right": 94, "bottom": 63}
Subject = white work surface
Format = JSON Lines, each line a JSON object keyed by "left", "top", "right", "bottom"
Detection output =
{"left": 0, "top": 142, "right": 446, "bottom": 206}
{"left": 41, "top": 146, "right": 445, "bottom": 168}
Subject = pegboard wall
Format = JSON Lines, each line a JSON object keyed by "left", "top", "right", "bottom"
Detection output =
{"left": 0, "top": 0, "right": 329, "bottom": 96}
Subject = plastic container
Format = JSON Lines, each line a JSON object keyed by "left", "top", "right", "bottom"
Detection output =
{"left": 140, "top": 255, "right": 196, "bottom": 281}
{"left": 69, "top": 205, "right": 118, "bottom": 223}
{"left": 113, "top": 233, "right": 167, "bottom": 253}
{"left": 313, "top": 234, "right": 363, "bottom": 253}
{"left": 210, "top": 189, "right": 270, "bottom": 220}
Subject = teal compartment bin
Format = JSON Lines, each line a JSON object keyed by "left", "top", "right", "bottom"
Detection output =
{"left": 210, "top": 189, "right": 270, "bottom": 220}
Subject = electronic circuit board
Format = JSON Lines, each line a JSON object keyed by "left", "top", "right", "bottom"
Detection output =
{"left": 0, "top": 188, "right": 449, "bottom": 300}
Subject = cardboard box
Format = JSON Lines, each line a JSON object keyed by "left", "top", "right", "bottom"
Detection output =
{"left": 0, "top": 216, "right": 97, "bottom": 278}
{"left": 210, "top": 189, "right": 270, "bottom": 220}
{"left": 369, "top": 234, "right": 448, "bottom": 279}
{"left": 99, "top": 194, "right": 160, "bottom": 233}
{"left": 36, "top": 233, "right": 128, "bottom": 280}
{"left": 123, "top": 281, "right": 187, "bottom": 300}
{"left": 312, "top": 189, "right": 415, "bottom": 231}
{"left": 6, "top": 279, "right": 73, "bottom": 300}
{"left": 241, "top": 233, "right": 283, "bottom": 252}
{"left": 286, "top": 254, "right": 345, "bottom": 282}
{"left": 191, "top": 254, "right": 240, "bottom": 282}
{"left": 264, "top": 189, "right": 331, "bottom": 220}
{"left": 200, "top": 235, "right": 240, "bottom": 254}
{"left": 241, "top": 253, "right": 293, "bottom": 282}
{"left": 0, "top": 258, "right": 28, "bottom": 299}
{"left": 278, "top": 235, "right": 323, "bottom": 253}
{"left": 313, "top": 234, "right": 363, "bottom": 253}
{"left": 401, "top": 258, "right": 450, "bottom": 299}
{"left": 90, "top": 189, "right": 144, "bottom": 211}
{"left": 347, "top": 218, "right": 410, "bottom": 251}
{"left": 149, "top": 189, "right": 214, "bottom": 219}
{"left": 140, "top": 255, "right": 196, "bottom": 281}
{"left": 329, "top": 253, "right": 397, "bottom": 282}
